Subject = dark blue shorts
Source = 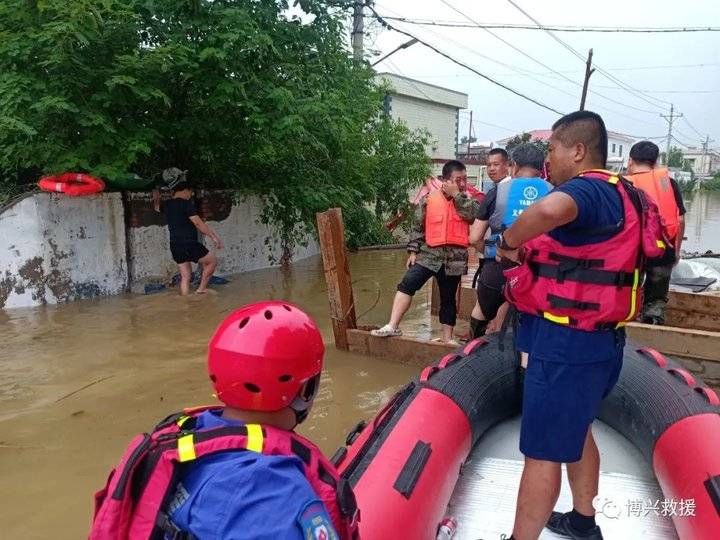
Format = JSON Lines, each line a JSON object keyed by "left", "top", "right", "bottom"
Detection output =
{"left": 518, "top": 314, "right": 624, "bottom": 463}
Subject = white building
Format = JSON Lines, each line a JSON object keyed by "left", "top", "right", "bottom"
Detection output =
{"left": 375, "top": 73, "right": 468, "bottom": 160}
{"left": 681, "top": 147, "right": 720, "bottom": 178}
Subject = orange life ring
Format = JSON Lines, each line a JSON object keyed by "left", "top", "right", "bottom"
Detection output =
{"left": 37, "top": 173, "right": 105, "bottom": 196}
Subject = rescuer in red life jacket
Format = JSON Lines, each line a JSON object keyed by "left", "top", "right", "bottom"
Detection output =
{"left": 371, "top": 160, "right": 481, "bottom": 344}
{"left": 89, "top": 301, "right": 358, "bottom": 540}
{"left": 497, "top": 111, "right": 659, "bottom": 540}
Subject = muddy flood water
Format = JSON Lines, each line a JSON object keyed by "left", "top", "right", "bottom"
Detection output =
{"left": 0, "top": 250, "right": 435, "bottom": 539}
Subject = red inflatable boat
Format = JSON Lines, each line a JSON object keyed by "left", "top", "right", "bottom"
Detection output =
{"left": 38, "top": 173, "right": 105, "bottom": 196}
{"left": 334, "top": 336, "right": 720, "bottom": 539}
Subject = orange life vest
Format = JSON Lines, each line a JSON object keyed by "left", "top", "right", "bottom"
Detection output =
{"left": 627, "top": 167, "right": 680, "bottom": 241}
{"left": 424, "top": 191, "right": 470, "bottom": 247}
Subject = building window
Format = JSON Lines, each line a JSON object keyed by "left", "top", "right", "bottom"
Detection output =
{"left": 619, "top": 145, "right": 623, "bottom": 157}
{"left": 612, "top": 143, "right": 616, "bottom": 153}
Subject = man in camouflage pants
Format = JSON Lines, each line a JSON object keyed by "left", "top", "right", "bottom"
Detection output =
{"left": 372, "top": 161, "right": 480, "bottom": 344}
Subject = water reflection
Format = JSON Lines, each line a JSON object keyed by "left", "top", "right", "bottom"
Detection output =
{"left": 683, "top": 191, "right": 720, "bottom": 253}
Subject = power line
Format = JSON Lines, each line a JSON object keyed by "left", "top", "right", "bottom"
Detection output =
{"left": 381, "top": 16, "right": 720, "bottom": 33}
{"left": 367, "top": 6, "right": 564, "bottom": 115}
{"left": 682, "top": 117, "right": 706, "bottom": 139}
{"left": 429, "top": 0, "right": 666, "bottom": 122}
{"left": 386, "top": 12, "right": 662, "bottom": 126}
{"left": 503, "top": 0, "right": 671, "bottom": 111}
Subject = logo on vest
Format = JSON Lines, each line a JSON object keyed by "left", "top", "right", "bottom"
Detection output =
{"left": 298, "top": 501, "right": 338, "bottom": 540}
{"left": 523, "top": 186, "right": 539, "bottom": 200}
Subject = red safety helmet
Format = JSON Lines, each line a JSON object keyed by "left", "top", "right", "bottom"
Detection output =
{"left": 208, "top": 301, "right": 325, "bottom": 416}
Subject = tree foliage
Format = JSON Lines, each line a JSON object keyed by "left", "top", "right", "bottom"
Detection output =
{"left": 504, "top": 132, "right": 549, "bottom": 155}
{"left": 667, "top": 146, "right": 685, "bottom": 169}
{"left": 0, "top": 0, "right": 429, "bottom": 249}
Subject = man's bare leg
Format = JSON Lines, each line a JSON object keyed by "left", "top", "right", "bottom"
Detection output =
{"left": 441, "top": 323, "right": 454, "bottom": 342}
{"left": 196, "top": 252, "right": 218, "bottom": 294}
{"left": 178, "top": 262, "right": 192, "bottom": 296}
{"left": 567, "top": 428, "right": 600, "bottom": 516}
{"left": 511, "top": 458, "right": 562, "bottom": 540}
{"left": 387, "top": 291, "right": 412, "bottom": 329}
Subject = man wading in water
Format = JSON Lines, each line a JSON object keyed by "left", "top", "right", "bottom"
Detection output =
{"left": 153, "top": 172, "right": 223, "bottom": 295}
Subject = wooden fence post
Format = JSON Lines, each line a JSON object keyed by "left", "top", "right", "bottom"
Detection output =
{"left": 316, "top": 208, "right": 357, "bottom": 350}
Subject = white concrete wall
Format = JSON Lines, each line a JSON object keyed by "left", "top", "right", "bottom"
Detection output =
{"left": 0, "top": 193, "right": 128, "bottom": 309}
{"left": 127, "top": 192, "right": 319, "bottom": 283}
{"left": 390, "top": 94, "right": 459, "bottom": 160}
{"left": 1, "top": 191, "right": 319, "bottom": 309}
{"left": 608, "top": 135, "right": 635, "bottom": 167}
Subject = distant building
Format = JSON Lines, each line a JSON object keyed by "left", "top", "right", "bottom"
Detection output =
{"left": 375, "top": 73, "right": 468, "bottom": 160}
{"left": 681, "top": 147, "right": 720, "bottom": 178}
{"left": 496, "top": 129, "right": 636, "bottom": 168}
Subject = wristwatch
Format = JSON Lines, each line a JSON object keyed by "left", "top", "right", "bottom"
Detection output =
{"left": 499, "top": 234, "right": 517, "bottom": 251}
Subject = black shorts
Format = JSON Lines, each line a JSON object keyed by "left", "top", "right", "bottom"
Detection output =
{"left": 476, "top": 261, "right": 506, "bottom": 320}
{"left": 170, "top": 242, "right": 209, "bottom": 264}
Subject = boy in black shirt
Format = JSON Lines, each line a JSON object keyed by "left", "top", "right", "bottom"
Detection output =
{"left": 153, "top": 182, "right": 223, "bottom": 295}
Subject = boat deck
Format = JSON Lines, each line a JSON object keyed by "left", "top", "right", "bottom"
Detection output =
{"left": 447, "top": 419, "right": 677, "bottom": 539}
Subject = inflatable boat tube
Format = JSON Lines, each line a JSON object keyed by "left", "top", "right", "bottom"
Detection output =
{"left": 38, "top": 173, "right": 105, "bottom": 196}
{"left": 335, "top": 335, "right": 720, "bottom": 539}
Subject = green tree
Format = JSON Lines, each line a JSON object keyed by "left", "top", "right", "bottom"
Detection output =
{"left": 504, "top": 132, "right": 549, "bottom": 155}
{"left": 0, "top": 0, "right": 429, "bottom": 250}
{"left": 667, "top": 146, "right": 685, "bottom": 168}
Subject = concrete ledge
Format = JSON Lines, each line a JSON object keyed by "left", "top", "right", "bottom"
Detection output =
{"left": 347, "top": 328, "right": 455, "bottom": 367}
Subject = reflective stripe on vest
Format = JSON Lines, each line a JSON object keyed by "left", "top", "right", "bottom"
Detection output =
{"left": 425, "top": 191, "right": 469, "bottom": 248}
{"left": 504, "top": 170, "right": 643, "bottom": 331}
{"left": 88, "top": 407, "right": 359, "bottom": 540}
{"left": 626, "top": 168, "right": 680, "bottom": 241}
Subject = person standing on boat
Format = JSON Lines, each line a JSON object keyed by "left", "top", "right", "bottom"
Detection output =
{"left": 468, "top": 144, "right": 551, "bottom": 338}
{"left": 466, "top": 148, "right": 512, "bottom": 337}
{"left": 497, "top": 111, "right": 662, "bottom": 540}
{"left": 153, "top": 177, "right": 223, "bottom": 295}
{"left": 626, "top": 140, "right": 686, "bottom": 325}
{"left": 371, "top": 160, "right": 480, "bottom": 344}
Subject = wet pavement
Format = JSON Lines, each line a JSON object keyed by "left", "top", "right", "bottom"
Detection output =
{"left": 0, "top": 250, "right": 422, "bottom": 539}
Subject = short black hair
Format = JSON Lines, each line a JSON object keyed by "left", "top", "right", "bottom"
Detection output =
{"left": 171, "top": 181, "right": 192, "bottom": 194}
{"left": 551, "top": 110, "right": 608, "bottom": 165}
{"left": 510, "top": 143, "right": 545, "bottom": 171}
{"left": 630, "top": 140, "right": 660, "bottom": 166}
{"left": 488, "top": 148, "right": 509, "bottom": 161}
{"left": 442, "top": 160, "right": 466, "bottom": 178}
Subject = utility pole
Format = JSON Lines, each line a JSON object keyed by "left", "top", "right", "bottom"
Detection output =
{"left": 467, "top": 110, "right": 473, "bottom": 159}
{"left": 701, "top": 135, "right": 715, "bottom": 176}
{"left": 579, "top": 49, "right": 595, "bottom": 111}
{"left": 351, "top": 1, "right": 364, "bottom": 62}
{"left": 660, "top": 104, "right": 683, "bottom": 165}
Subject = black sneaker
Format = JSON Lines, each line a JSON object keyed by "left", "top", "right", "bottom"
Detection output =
{"left": 545, "top": 511, "right": 604, "bottom": 539}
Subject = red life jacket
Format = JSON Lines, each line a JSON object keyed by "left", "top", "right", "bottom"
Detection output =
{"left": 424, "top": 191, "right": 470, "bottom": 248}
{"left": 627, "top": 167, "right": 680, "bottom": 242}
{"left": 504, "top": 170, "right": 657, "bottom": 331}
{"left": 89, "top": 406, "right": 359, "bottom": 540}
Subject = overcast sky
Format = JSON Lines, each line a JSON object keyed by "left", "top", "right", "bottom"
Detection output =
{"left": 367, "top": 0, "right": 720, "bottom": 148}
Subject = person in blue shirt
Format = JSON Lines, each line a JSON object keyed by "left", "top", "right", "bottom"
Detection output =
{"left": 469, "top": 144, "right": 551, "bottom": 338}
{"left": 498, "top": 112, "right": 632, "bottom": 540}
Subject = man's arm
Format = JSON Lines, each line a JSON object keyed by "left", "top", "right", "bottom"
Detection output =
{"left": 152, "top": 190, "right": 161, "bottom": 213}
{"left": 676, "top": 215, "right": 686, "bottom": 261}
{"left": 469, "top": 219, "right": 490, "bottom": 248}
{"left": 501, "top": 191, "right": 578, "bottom": 249}
{"left": 670, "top": 178, "right": 687, "bottom": 259}
{"left": 452, "top": 193, "right": 481, "bottom": 222}
{"left": 189, "top": 215, "right": 223, "bottom": 249}
{"left": 406, "top": 199, "right": 426, "bottom": 254}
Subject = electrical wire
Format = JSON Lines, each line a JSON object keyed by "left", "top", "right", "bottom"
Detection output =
{"left": 381, "top": 16, "right": 720, "bottom": 33}
{"left": 368, "top": 6, "right": 565, "bottom": 115}
{"left": 503, "top": 0, "right": 671, "bottom": 111}
{"left": 428, "top": 0, "right": 668, "bottom": 121}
